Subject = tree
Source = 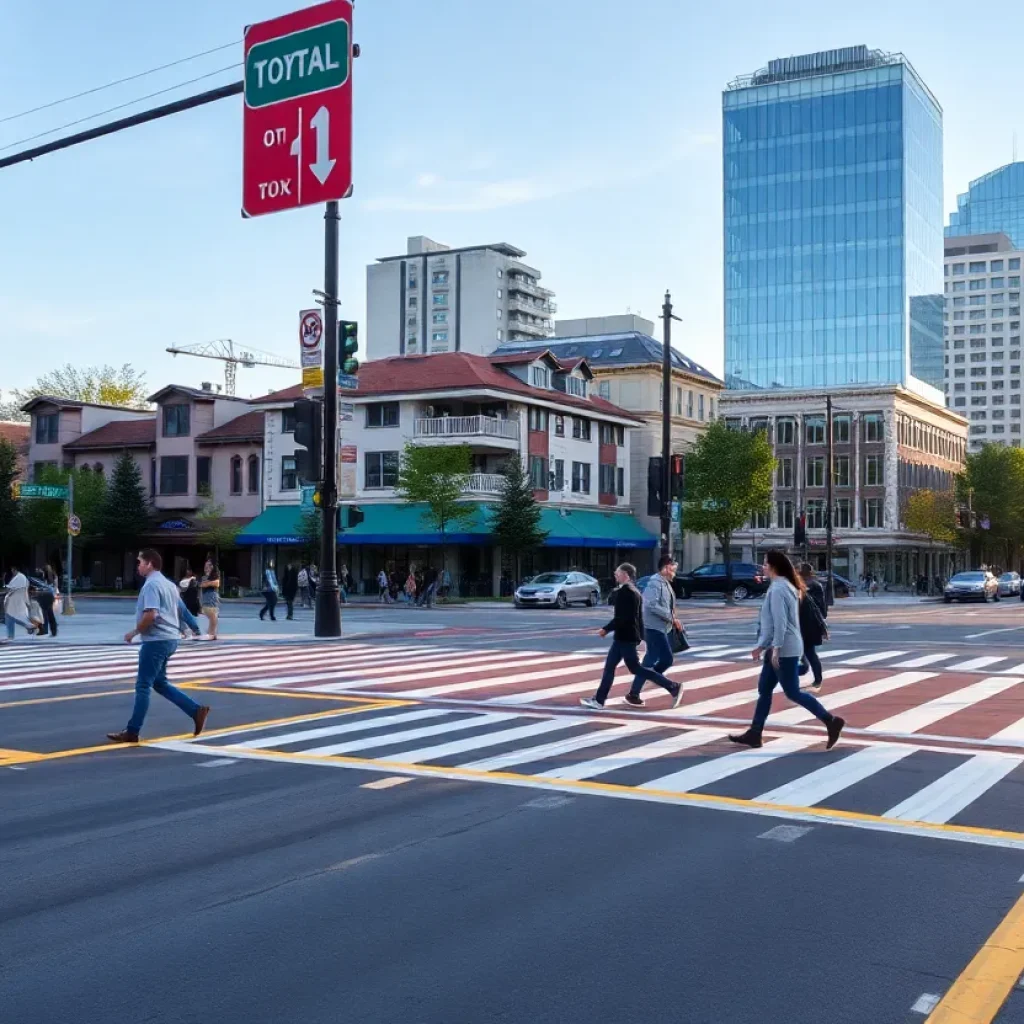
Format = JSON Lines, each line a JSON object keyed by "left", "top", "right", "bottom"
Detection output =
{"left": 396, "top": 443, "right": 476, "bottom": 575}
{"left": 298, "top": 508, "right": 322, "bottom": 564}
{"left": 0, "top": 391, "right": 24, "bottom": 422}
{"left": 960, "top": 444, "right": 1024, "bottom": 567}
{"left": 195, "top": 501, "right": 242, "bottom": 566}
{"left": 100, "top": 451, "right": 150, "bottom": 555}
{"left": 682, "top": 420, "right": 775, "bottom": 600}
{"left": 0, "top": 438, "right": 21, "bottom": 564}
{"left": 17, "top": 464, "right": 104, "bottom": 548}
{"left": 491, "top": 455, "right": 548, "bottom": 586}
{"left": 904, "top": 489, "right": 958, "bottom": 546}
{"left": 11, "top": 364, "right": 149, "bottom": 417}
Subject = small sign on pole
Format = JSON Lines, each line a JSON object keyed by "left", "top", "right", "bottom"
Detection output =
{"left": 67, "top": 514, "right": 82, "bottom": 537}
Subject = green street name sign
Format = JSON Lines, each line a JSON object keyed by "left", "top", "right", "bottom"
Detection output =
{"left": 19, "top": 484, "right": 69, "bottom": 499}
{"left": 245, "top": 20, "right": 349, "bottom": 108}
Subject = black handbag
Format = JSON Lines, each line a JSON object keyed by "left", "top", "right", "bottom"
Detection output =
{"left": 669, "top": 624, "right": 689, "bottom": 653}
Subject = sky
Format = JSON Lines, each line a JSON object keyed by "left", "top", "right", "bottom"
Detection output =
{"left": 2, "top": 0, "right": 1023, "bottom": 402}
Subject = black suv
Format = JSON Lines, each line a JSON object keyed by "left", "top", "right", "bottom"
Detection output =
{"left": 675, "top": 562, "right": 768, "bottom": 601}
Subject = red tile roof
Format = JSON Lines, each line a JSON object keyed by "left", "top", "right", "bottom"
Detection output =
{"left": 63, "top": 418, "right": 156, "bottom": 450}
{"left": 196, "top": 411, "right": 265, "bottom": 443}
{"left": 0, "top": 422, "right": 29, "bottom": 475}
{"left": 250, "top": 383, "right": 304, "bottom": 404}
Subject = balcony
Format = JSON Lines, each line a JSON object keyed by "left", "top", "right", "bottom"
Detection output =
{"left": 413, "top": 415, "right": 521, "bottom": 445}
{"left": 508, "top": 295, "right": 556, "bottom": 317}
{"left": 462, "top": 472, "right": 504, "bottom": 495}
{"left": 506, "top": 274, "right": 555, "bottom": 302}
{"left": 507, "top": 315, "right": 553, "bottom": 338}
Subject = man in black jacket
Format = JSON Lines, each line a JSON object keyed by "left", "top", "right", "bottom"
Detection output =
{"left": 581, "top": 563, "right": 679, "bottom": 709}
{"left": 797, "top": 563, "right": 829, "bottom": 692}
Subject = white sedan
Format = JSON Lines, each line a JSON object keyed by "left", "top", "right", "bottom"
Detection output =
{"left": 514, "top": 572, "right": 601, "bottom": 609}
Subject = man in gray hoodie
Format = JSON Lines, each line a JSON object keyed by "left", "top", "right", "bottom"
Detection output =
{"left": 624, "top": 556, "right": 686, "bottom": 709}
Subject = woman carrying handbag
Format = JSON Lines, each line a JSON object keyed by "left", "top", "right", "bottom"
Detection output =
{"left": 623, "top": 555, "right": 687, "bottom": 709}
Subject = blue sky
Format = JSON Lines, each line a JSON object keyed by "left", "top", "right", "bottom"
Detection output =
{"left": 1, "top": 0, "right": 1021, "bottom": 400}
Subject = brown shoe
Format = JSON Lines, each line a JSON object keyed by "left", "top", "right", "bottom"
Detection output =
{"left": 193, "top": 706, "right": 211, "bottom": 737}
{"left": 107, "top": 730, "right": 139, "bottom": 744}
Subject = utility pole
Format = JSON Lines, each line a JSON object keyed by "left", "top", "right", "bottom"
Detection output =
{"left": 660, "top": 291, "right": 678, "bottom": 562}
{"left": 64, "top": 474, "right": 76, "bottom": 616}
{"left": 825, "top": 395, "right": 835, "bottom": 606}
{"left": 315, "top": 201, "right": 342, "bottom": 638}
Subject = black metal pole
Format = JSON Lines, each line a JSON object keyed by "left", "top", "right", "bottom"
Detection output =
{"left": 660, "top": 291, "right": 673, "bottom": 562}
{"left": 825, "top": 394, "right": 835, "bottom": 605}
{"left": 316, "top": 201, "right": 342, "bottom": 637}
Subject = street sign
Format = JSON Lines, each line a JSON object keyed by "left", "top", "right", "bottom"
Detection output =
{"left": 67, "top": 514, "right": 82, "bottom": 537}
{"left": 337, "top": 373, "right": 359, "bottom": 390}
{"left": 671, "top": 501, "right": 680, "bottom": 523}
{"left": 242, "top": 0, "right": 354, "bottom": 218}
{"left": 299, "top": 308, "right": 323, "bottom": 366}
{"left": 300, "top": 485, "right": 316, "bottom": 509}
{"left": 17, "top": 484, "right": 69, "bottom": 500}
{"left": 339, "top": 401, "right": 354, "bottom": 422}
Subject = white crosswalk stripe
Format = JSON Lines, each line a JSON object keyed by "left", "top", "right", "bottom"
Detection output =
{"left": 865, "top": 676, "right": 1022, "bottom": 735}
{"left": 389, "top": 717, "right": 579, "bottom": 765}
{"left": 693, "top": 646, "right": 751, "bottom": 659}
{"left": 814, "top": 649, "right": 859, "bottom": 661}
{"left": 678, "top": 669, "right": 857, "bottom": 717}
{"left": 237, "top": 709, "right": 452, "bottom": 749}
{"left": 943, "top": 656, "right": 1007, "bottom": 673}
{"left": 892, "top": 653, "right": 957, "bottom": 669}
{"left": 841, "top": 651, "right": 908, "bottom": 666}
{"left": 769, "top": 671, "right": 937, "bottom": 725}
{"left": 300, "top": 713, "right": 518, "bottom": 757}
{"left": 996, "top": 663, "right": 1024, "bottom": 676}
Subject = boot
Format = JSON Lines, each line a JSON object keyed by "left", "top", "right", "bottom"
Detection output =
{"left": 728, "top": 726, "right": 763, "bottom": 748}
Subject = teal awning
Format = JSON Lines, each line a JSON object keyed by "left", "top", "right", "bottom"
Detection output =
{"left": 238, "top": 503, "right": 656, "bottom": 549}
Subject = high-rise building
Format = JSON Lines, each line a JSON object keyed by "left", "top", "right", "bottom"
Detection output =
{"left": 946, "top": 162, "right": 1024, "bottom": 250}
{"left": 943, "top": 232, "right": 1024, "bottom": 451}
{"left": 723, "top": 46, "right": 944, "bottom": 393}
{"left": 366, "top": 236, "right": 556, "bottom": 362}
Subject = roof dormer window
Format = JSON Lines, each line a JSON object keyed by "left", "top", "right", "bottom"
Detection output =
{"left": 565, "top": 375, "right": 587, "bottom": 398}
{"left": 531, "top": 365, "right": 551, "bottom": 389}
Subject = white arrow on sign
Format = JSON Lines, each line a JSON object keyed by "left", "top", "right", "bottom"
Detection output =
{"left": 309, "top": 106, "right": 335, "bottom": 185}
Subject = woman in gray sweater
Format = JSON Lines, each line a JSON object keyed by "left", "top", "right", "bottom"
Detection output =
{"left": 729, "top": 549, "right": 844, "bottom": 750}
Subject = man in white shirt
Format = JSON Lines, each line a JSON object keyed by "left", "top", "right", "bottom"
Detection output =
{"left": 2, "top": 565, "right": 33, "bottom": 642}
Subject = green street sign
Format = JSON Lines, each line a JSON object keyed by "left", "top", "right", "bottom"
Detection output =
{"left": 18, "top": 484, "right": 69, "bottom": 499}
{"left": 244, "top": 20, "right": 350, "bottom": 109}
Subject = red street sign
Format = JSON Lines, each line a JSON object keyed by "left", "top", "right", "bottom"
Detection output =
{"left": 242, "top": 0, "right": 353, "bottom": 218}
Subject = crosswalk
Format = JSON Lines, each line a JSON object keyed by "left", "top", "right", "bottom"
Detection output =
{"left": 156, "top": 702, "right": 1024, "bottom": 845}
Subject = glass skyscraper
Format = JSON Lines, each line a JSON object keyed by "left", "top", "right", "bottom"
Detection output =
{"left": 946, "top": 162, "right": 1024, "bottom": 250}
{"left": 723, "top": 46, "right": 944, "bottom": 392}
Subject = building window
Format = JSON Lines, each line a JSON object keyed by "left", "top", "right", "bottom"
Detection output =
{"left": 806, "top": 499, "right": 826, "bottom": 529}
{"left": 687, "top": 390, "right": 694, "bottom": 417}
{"left": 969, "top": 280, "right": 986, "bottom": 291}
{"left": 833, "top": 415, "right": 851, "bottom": 443}
{"left": 159, "top": 456, "right": 189, "bottom": 495}
{"left": 163, "top": 404, "right": 190, "bottom": 438}
{"left": 752, "top": 509, "right": 770, "bottom": 529}
{"left": 864, "top": 455, "right": 883, "bottom": 486}
{"left": 432, "top": 312, "right": 448, "bottom": 324}
{"left": 528, "top": 407, "right": 549, "bottom": 432}
{"left": 969, "top": 261, "right": 986, "bottom": 273}
{"left": 531, "top": 366, "right": 551, "bottom": 389}
{"left": 229, "top": 455, "right": 242, "bottom": 495}
{"left": 697, "top": 394, "right": 705, "bottom": 421}
{"left": 777, "top": 500, "right": 794, "bottom": 529}
{"left": 834, "top": 455, "right": 851, "bottom": 487}
{"left": 832, "top": 498, "right": 852, "bottom": 528}
{"left": 993, "top": 277, "right": 1006, "bottom": 289}
{"left": 571, "top": 461, "right": 591, "bottom": 494}
{"left": 992, "top": 260, "right": 1005, "bottom": 272}
{"left": 431, "top": 271, "right": 449, "bottom": 286}
{"left": 805, "top": 457, "right": 825, "bottom": 488}
{"left": 805, "top": 417, "right": 825, "bottom": 445}
{"left": 34, "top": 412, "right": 59, "bottom": 444}
{"left": 496, "top": 329, "right": 503, "bottom": 342}
{"left": 598, "top": 381, "right": 611, "bottom": 400}
{"left": 776, "top": 418, "right": 795, "bottom": 445}
{"left": 599, "top": 464, "right": 617, "bottom": 495}
{"left": 863, "top": 498, "right": 884, "bottom": 528}
{"left": 366, "top": 402, "right": 400, "bottom": 428}
{"left": 554, "top": 414, "right": 565, "bottom": 437}
{"left": 565, "top": 376, "right": 587, "bottom": 398}
{"left": 432, "top": 293, "right": 448, "bottom": 307}
{"left": 408, "top": 296, "right": 417, "bottom": 308}
{"left": 529, "top": 456, "right": 548, "bottom": 489}
{"left": 674, "top": 387, "right": 682, "bottom": 415}
{"left": 616, "top": 467, "right": 625, "bottom": 497}
{"left": 551, "top": 459, "right": 565, "bottom": 491}
{"left": 365, "top": 451, "right": 399, "bottom": 489}
{"left": 431, "top": 331, "right": 449, "bottom": 344}
{"left": 281, "top": 456, "right": 297, "bottom": 491}
{"left": 952, "top": 281, "right": 966, "bottom": 292}
{"left": 952, "top": 263, "right": 965, "bottom": 275}
{"left": 572, "top": 417, "right": 591, "bottom": 441}
{"left": 776, "top": 457, "right": 793, "bottom": 488}
{"left": 863, "top": 413, "right": 884, "bottom": 442}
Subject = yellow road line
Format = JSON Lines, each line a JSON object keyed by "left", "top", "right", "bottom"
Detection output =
{"left": 178, "top": 683, "right": 407, "bottom": 704}
{"left": 0, "top": 689, "right": 132, "bottom": 710}
{"left": 926, "top": 891, "right": 1024, "bottom": 1023}
{"left": 0, "top": 748, "right": 44, "bottom": 764}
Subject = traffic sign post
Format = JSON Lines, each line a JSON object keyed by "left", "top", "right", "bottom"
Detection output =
{"left": 17, "top": 483, "right": 69, "bottom": 500}
{"left": 242, "top": 0, "right": 353, "bottom": 218}
{"left": 299, "top": 307, "right": 325, "bottom": 391}
{"left": 64, "top": 475, "right": 76, "bottom": 616}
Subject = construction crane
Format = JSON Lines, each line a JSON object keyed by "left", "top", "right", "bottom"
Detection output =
{"left": 165, "top": 339, "right": 300, "bottom": 396}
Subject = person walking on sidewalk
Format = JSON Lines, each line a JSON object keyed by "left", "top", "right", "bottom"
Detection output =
{"left": 298, "top": 566, "right": 310, "bottom": 608}
{"left": 177, "top": 567, "right": 202, "bottom": 640}
{"left": 259, "top": 562, "right": 279, "bottom": 621}
{"left": 200, "top": 559, "right": 220, "bottom": 640}
{"left": 32, "top": 568, "right": 58, "bottom": 638}
{"left": 624, "top": 555, "right": 686, "bottom": 709}
{"left": 281, "top": 562, "right": 299, "bottom": 620}
{"left": 581, "top": 563, "right": 678, "bottom": 710}
{"left": 729, "top": 549, "right": 844, "bottom": 750}
{"left": 106, "top": 549, "right": 210, "bottom": 744}
{"left": 2, "top": 565, "right": 35, "bottom": 643}
{"left": 797, "top": 562, "right": 829, "bottom": 693}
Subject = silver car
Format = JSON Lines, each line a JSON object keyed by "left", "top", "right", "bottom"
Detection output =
{"left": 514, "top": 572, "right": 601, "bottom": 609}
{"left": 998, "top": 572, "right": 1022, "bottom": 597}
{"left": 944, "top": 571, "right": 1000, "bottom": 603}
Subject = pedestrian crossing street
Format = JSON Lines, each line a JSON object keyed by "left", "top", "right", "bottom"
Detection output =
{"left": 157, "top": 701, "right": 1024, "bottom": 847}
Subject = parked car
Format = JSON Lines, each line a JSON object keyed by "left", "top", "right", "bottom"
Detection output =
{"left": 675, "top": 562, "right": 768, "bottom": 601}
{"left": 818, "top": 571, "right": 853, "bottom": 598}
{"left": 514, "top": 572, "right": 601, "bottom": 609}
{"left": 944, "top": 571, "right": 1000, "bottom": 603}
{"left": 998, "top": 572, "right": 1022, "bottom": 597}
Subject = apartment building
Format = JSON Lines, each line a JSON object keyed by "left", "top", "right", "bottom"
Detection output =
{"left": 366, "top": 235, "right": 556, "bottom": 361}
{"left": 943, "top": 234, "right": 1024, "bottom": 451}
{"left": 241, "top": 350, "right": 652, "bottom": 596}
{"left": 719, "top": 385, "right": 967, "bottom": 587}
{"left": 496, "top": 315, "right": 725, "bottom": 569}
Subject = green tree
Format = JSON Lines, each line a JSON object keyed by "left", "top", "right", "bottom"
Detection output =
{"left": 904, "top": 489, "right": 959, "bottom": 546}
{"left": 491, "top": 455, "right": 549, "bottom": 586}
{"left": 8, "top": 364, "right": 149, "bottom": 421}
{"left": 0, "top": 438, "right": 22, "bottom": 564}
{"left": 100, "top": 451, "right": 151, "bottom": 555}
{"left": 17, "top": 465, "right": 106, "bottom": 552}
{"left": 682, "top": 420, "right": 775, "bottom": 600}
{"left": 298, "top": 508, "right": 322, "bottom": 564}
{"left": 195, "top": 501, "right": 242, "bottom": 565}
{"left": 396, "top": 443, "right": 476, "bottom": 575}
{"left": 960, "top": 444, "right": 1024, "bottom": 567}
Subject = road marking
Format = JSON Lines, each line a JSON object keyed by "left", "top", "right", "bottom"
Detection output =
{"left": 678, "top": 669, "right": 858, "bottom": 717}
{"left": 886, "top": 753, "right": 1023, "bottom": 824}
{"left": 944, "top": 656, "right": 1007, "bottom": 673}
{"left": 0, "top": 688, "right": 132, "bottom": 709}
{"left": 814, "top": 649, "right": 860, "bottom": 660}
{"left": 393, "top": 717, "right": 578, "bottom": 765}
{"left": 924, "top": 890, "right": 1024, "bottom": 1022}
{"left": 220, "top": 707, "right": 444, "bottom": 748}
{"left": 965, "top": 626, "right": 1024, "bottom": 639}
{"left": 376, "top": 654, "right": 600, "bottom": 697}
{"left": 770, "top": 671, "right": 937, "bottom": 725}
{"left": 911, "top": 993, "right": 940, "bottom": 1014}
{"left": 865, "top": 677, "right": 1023, "bottom": 735}
{"left": 893, "top": 653, "right": 957, "bottom": 669}
{"left": 996, "top": 663, "right": 1024, "bottom": 676}
{"left": 361, "top": 776, "right": 412, "bottom": 790}
{"left": 300, "top": 713, "right": 518, "bottom": 757}
{"left": 841, "top": 650, "right": 908, "bottom": 666}
{"left": 196, "top": 758, "right": 237, "bottom": 768}
{"left": 758, "top": 824, "right": 812, "bottom": 842}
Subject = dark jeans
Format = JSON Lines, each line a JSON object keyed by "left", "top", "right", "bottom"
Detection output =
{"left": 36, "top": 593, "right": 58, "bottom": 636}
{"left": 797, "top": 640, "right": 823, "bottom": 684}
{"left": 595, "top": 638, "right": 675, "bottom": 705}
{"left": 628, "top": 628, "right": 676, "bottom": 698}
{"left": 126, "top": 639, "right": 200, "bottom": 735}
{"left": 260, "top": 591, "right": 278, "bottom": 619}
{"left": 752, "top": 655, "right": 832, "bottom": 729}
{"left": 284, "top": 597, "right": 295, "bottom": 619}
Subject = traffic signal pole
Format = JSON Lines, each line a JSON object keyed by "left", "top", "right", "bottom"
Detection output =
{"left": 660, "top": 292, "right": 674, "bottom": 562}
{"left": 825, "top": 394, "right": 835, "bottom": 606}
{"left": 316, "top": 200, "right": 342, "bottom": 638}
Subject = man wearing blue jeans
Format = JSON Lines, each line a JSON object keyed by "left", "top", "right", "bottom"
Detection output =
{"left": 625, "top": 555, "right": 686, "bottom": 709}
{"left": 107, "top": 549, "right": 210, "bottom": 744}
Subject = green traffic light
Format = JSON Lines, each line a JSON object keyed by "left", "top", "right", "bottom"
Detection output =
{"left": 343, "top": 358, "right": 360, "bottom": 374}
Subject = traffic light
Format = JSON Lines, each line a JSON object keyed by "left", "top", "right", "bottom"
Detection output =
{"left": 669, "top": 454, "right": 685, "bottom": 500}
{"left": 292, "top": 398, "right": 322, "bottom": 485}
{"left": 794, "top": 511, "right": 807, "bottom": 546}
{"left": 340, "top": 320, "right": 359, "bottom": 375}
{"left": 646, "top": 457, "right": 662, "bottom": 517}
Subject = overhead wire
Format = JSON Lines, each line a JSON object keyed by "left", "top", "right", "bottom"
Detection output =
{"left": 0, "top": 40, "right": 241, "bottom": 126}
